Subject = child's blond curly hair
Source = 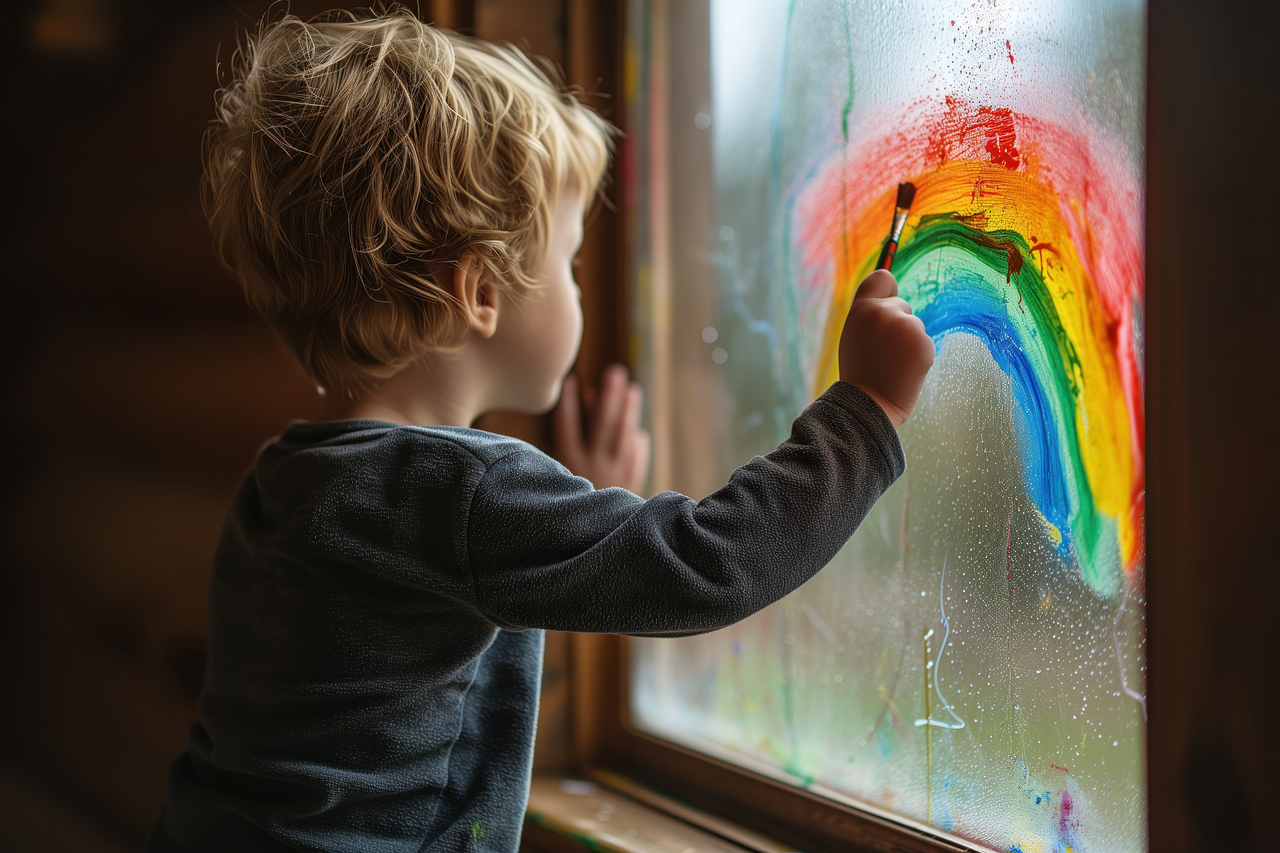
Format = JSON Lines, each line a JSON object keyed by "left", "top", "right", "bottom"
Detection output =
{"left": 204, "top": 7, "right": 613, "bottom": 395}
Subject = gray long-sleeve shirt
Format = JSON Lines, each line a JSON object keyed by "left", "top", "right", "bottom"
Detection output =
{"left": 147, "top": 381, "right": 904, "bottom": 853}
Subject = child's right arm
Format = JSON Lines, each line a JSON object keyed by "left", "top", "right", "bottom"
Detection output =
{"left": 552, "top": 269, "right": 932, "bottom": 491}
{"left": 470, "top": 381, "right": 898, "bottom": 636}
{"left": 467, "top": 270, "right": 932, "bottom": 636}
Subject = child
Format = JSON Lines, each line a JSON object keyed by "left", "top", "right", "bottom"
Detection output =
{"left": 148, "top": 8, "right": 934, "bottom": 852}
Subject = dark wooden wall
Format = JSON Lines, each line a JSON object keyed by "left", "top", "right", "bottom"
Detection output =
{"left": 1147, "top": 1, "right": 1280, "bottom": 851}
{"left": 0, "top": 0, "right": 592, "bottom": 844}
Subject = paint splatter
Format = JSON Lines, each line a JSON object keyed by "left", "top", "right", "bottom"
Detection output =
{"left": 983, "top": 109, "right": 1021, "bottom": 169}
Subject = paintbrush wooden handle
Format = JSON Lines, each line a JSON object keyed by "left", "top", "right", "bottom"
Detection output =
{"left": 876, "top": 239, "right": 898, "bottom": 271}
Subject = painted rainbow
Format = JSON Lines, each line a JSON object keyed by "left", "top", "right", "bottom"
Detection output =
{"left": 798, "top": 98, "right": 1145, "bottom": 594}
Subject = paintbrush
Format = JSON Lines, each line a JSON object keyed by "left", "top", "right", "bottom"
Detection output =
{"left": 875, "top": 181, "right": 917, "bottom": 271}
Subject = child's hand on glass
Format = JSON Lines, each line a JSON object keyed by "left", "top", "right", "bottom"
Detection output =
{"left": 838, "top": 269, "right": 935, "bottom": 427}
{"left": 553, "top": 364, "right": 651, "bottom": 493}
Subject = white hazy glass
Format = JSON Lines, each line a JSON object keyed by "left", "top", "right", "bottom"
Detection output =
{"left": 628, "top": 1, "right": 1147, "bottom": 851}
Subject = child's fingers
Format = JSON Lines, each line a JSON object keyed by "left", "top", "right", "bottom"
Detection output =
{"left": 853, "top": 269, "right": 898, "bottom": 301}
{"left": 888, "top": 296, "right": 914, "bottom": 315}
{"left": 625, "top": 384, "right": 643, "bottom": 431}
{"left": 627, "top": 428, "right": 651, "bottom": 495}
{"left": 552, "top": 374, "right": 584, "bottom": 459}
{"left": 611, "top": 382, "right": 643, "bottom": 457}
{"left": 592, "top": 364, "right": 629, "bottom": 449}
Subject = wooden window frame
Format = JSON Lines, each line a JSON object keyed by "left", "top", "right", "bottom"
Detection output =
{"left": 563, "top": 0, "right": 1278, "bottom": 851}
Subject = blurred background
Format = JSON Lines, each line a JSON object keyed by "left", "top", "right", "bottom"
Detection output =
{"left": 0, "top": 1, "right": 595, "bottom": 848}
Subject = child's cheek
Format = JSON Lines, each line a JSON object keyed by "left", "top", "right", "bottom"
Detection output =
{"left": 566, "top": 298, "right": 584, "bottom": 370}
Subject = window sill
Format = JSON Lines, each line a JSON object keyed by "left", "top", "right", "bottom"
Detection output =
{"left": 522, "top": 773, "right": 795, "bottom": 853}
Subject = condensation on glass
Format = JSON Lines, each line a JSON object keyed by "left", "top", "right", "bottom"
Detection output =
{"left": 626, "top": 1, "right": 1147, "bottom": 851}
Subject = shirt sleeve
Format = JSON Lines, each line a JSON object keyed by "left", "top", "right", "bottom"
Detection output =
{"left": 464, "top": 381, "right": 906, "bottom": 636}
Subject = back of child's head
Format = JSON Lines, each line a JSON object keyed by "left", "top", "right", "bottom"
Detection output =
{"left": 204, "top": 6, "right": 613, "bottom": 395}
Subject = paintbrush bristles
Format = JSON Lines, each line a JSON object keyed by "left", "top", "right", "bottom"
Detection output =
{"left": 896, "top": 181, "right": 917, "bottom": 210}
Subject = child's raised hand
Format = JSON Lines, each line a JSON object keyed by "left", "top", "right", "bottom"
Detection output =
{"left": 838, "top": 269, "right": 935, "bottom": 427}
{"left": 553, "top": 364, "right": 651, "bottom": 494}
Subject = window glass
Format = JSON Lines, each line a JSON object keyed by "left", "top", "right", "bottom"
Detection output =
{"left": 626, "top": 1, "right": 1147, "bottom": 850}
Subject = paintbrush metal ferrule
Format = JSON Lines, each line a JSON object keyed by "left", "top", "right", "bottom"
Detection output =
{"left": 876, "top": 181, "right": 917, "bottom": 271}
{"left": 889, "top": 208, "right": 910, "bottom": 243}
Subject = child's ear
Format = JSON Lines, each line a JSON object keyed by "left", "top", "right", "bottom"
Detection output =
{"left": 452, "top": 256, "right": 499, "bottom": 339}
